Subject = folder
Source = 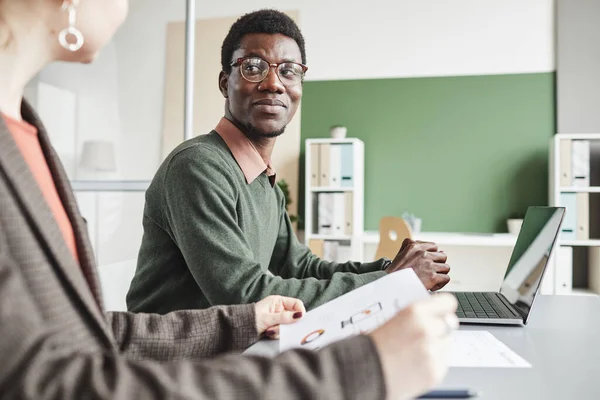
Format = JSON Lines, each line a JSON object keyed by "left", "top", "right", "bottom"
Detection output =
{"left": 310, "top": 143, "right": 320, "bottom": 187}
{"left": 554, "top": 246, "right": 573, "bottom": 294}
{"left": 323, "top": 240, "right": 339, "bottom": 261}
{"left": 311, "top": 194, "right": 319, "bottom": 234}
{"left": 340, "top": 144, "right": 354, "bottom": 187}
{"left": 344, "top": 192, "right": 353, "bottom": 235}
{"left": 319, "top": 143, "right": 330, "bottom": 187}
{"left": 308, "top": 239, "right": 324, "bottom": 258}
{"left": 337, "top": 243, "right": 352, "bottom": 263}
{"left": 317, "top": 193, "right": 333, "bottom": 235}
{"left": 559, "top": 193, "right": 577, "bottom": 240}
{"left": 559, "top": 139, "right": 572, "bottom": 187}
{"left": 576, "top": 192, "right": 589, "bottom": 240}
{"left": 329, "top": 144, "right": 342, "bottom": 187}
{"left": 572, "top": 140, "right": 590, "bottom": 187}
{"left": 332, "top": 193, "right": 345, "bottom": 235}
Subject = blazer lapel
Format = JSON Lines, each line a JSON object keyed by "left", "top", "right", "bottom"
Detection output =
{"left": 0, "top": 102, "right": 110, "bottom": 342}
{"left": 22, "top": 103, "right": 106, "bottom": 309}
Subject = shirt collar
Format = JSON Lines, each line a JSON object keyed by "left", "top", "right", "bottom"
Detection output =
{"left": 215, "top": 117, "right": 276, "bottom": 186}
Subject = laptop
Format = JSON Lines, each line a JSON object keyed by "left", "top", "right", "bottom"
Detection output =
{"left": 452, "top": 206, "right": 565, "bottom": 325}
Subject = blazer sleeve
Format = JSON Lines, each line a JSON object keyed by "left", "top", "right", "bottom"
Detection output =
{"left": 0, "top": 244, "right": 386, "bottom": 399}
{"left": 105, "top": 304, "right": 258, "bottom": 361}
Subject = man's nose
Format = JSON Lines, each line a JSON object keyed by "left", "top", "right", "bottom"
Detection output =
{"left": 258, "top": 66, "right": 285, "bottom": 93}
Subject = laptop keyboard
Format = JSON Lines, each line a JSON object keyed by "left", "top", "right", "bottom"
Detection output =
{"left": 454, "top": 292, "right": 516, "bottom": 319}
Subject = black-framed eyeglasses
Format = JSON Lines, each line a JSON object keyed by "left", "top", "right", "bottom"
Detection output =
{"left": 230, "top": 56, "right": 308, "bottom": 87}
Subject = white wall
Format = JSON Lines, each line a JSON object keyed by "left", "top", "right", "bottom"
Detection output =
{"left": 114, "top": 0, "right": 555, "bottom": 179}
{"left": 38, "top": 42, "right": 123, "bottom": 180}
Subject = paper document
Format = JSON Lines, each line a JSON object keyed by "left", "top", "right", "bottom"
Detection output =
{"left": 280, "top": 269, "right": 428, "bottom": 352}
{"left": 450, "top": 331, "right": 531, "bottom": 368}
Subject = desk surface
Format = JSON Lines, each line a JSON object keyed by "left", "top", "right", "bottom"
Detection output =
{"left": 362, "top": 231, "right": 517, "bottom": 247}
{"left": 244, "top": 295, "right": 599, "bottom": 399}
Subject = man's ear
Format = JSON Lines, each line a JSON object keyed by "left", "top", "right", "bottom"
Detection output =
{"left": 218, "top": 71, "right": 229, "bottom": 98}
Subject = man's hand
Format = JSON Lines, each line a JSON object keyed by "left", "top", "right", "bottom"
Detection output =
{"left": 370, "top": 293, "right": 459, "bottom": 400}
{"left": 255, "top": 295, "right": 306, "bottom": 339}
{"left": 385, "top": 238, "right": 451, "bottom": 291}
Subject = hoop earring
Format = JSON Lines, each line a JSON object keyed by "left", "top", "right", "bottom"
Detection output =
{"left": 58, "top": 0, "right": 84, "bottom": 52}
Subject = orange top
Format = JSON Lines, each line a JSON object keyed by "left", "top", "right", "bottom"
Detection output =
{"left": 2, "top": 113, "right": 79, "bottom": 262}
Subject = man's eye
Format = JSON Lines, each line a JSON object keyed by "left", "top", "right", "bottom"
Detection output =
{"left": 280, "top": 66, "right": 299, "bottom": 77}
{"left": 244, "top": 65, "right": 261, "bottom": 73}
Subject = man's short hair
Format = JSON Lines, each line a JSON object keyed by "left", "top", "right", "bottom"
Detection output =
{"left": 221, "top": 9, "right": 306, "bottom": 74}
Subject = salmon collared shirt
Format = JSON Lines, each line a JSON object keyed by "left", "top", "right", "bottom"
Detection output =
{"left": 214, "top": 117, "right": 277, "bottom": 187}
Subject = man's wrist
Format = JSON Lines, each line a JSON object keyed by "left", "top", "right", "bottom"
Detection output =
{"left": 382, "top": 259, "right": 392, "bottom": 271}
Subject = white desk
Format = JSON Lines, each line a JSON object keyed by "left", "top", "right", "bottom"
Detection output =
{"left": 362, "top": 231, "right": 518, "bottom": 247}
{"left": 245, "top": 295, "right": 600, "bottom": 399}
{"left": 362, "top": 231, "right": 519, "bottom": 293}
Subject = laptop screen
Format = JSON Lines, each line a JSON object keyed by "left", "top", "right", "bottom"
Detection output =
{"left": 499, "top": 207, "right": 565, "bottom": 322}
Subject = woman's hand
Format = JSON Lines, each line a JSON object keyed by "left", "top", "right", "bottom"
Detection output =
{"left": 255, "top": 295, "right": 306, "bottom": 339}
{"left": 369, "top": 293, "right": 458, "bottom": 400}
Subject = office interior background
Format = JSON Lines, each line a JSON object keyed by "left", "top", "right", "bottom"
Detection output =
{"left": 24, "top": 0, "right": 600, "bottom": 310}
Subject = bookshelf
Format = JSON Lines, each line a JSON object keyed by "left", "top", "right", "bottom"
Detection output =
{"left": 304, "top": 138, "right": 364, "bottom": 262}
{"left": 549, "top": 133, "right": 600, "bottom": 295}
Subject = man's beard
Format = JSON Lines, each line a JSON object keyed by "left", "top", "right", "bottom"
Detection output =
{"left": 244, "top": 123, "right": 286, "bottom": 140}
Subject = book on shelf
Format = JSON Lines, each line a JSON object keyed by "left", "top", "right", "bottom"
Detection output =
{"left": 572, "top": 140, "right": 590, "bottom": 187}
{"left": 310, "top": 143, "right": 320, "bottom": 187}
{"left": 329, "top": 144, "right": 341, "bottom": 187}
{"left": 559, "top": 192, "right": 590, "bottom": 241}
{"left": 319, "top": 143, "right": 330, "bottom": 186}
{"left": 559, "top": 139, "right": 590, "bottom": 187}
{"left": 317, "top": 193, "right": 333, "bottom": 234}
{"left": 309, "top": 142, "right": 354, "bottom": 189}
{"left": 340, "top": 143, "right": 354, "bottom": 187}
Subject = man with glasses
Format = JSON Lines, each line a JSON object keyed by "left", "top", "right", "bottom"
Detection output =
{"left": 127, "top": 9, "right": 451, "bottom": 314}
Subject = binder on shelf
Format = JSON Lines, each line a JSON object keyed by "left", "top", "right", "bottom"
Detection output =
{"left": 329, "top": 144, "right": 342, "bottom": 187}
{"left": 311, "top": 194, "right": 319, "bottom": 234}
{"left": 319, "top": 143, "right": 331, "bottom": 187}
{"left": 332, "top": 193, "right": 345, "bottom": 235}
{"left": 571, "top": 140, "right": 590, "bottom": 187}
{"left": 559, "top": 193, "right": 577, "bottom": 240}
{"left": 344, "top": 192, "right": 353, "bottom": 235}
{"left": 323, "top": 240, "right": 339, "bottom": 261}
{"left": 589, "top": 247, "right": 600, "bottom": 295}
{"left": 317, "top": 193, "right": 333, "bottom": 235}
{"left": 554, "top": 246, "right": 573, "bottom": 294}
{"left": 340, "top": 143, "right": 354, "bottom": 187}
{"left": 576, "top": 192, "right": 589, "bottom": 240}
{"left": 310, "top": 143, "right": 320, "bottom": 187}
{"left": 308, "top": 239, "right": 324, "bottom": 258}
{"left": 337, "top": 243, "right": 352, "bottom": 263}
{"left": 559, "top": 139, "right": 572, "bottom": 187}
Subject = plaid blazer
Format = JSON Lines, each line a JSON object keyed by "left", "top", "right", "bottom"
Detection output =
{"left": 0, "top": 101, "right": 385, "bottom": 399}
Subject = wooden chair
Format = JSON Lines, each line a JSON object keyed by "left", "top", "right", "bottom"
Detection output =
{"left": 375, "top": 216, "right": 413, "bottom": 260}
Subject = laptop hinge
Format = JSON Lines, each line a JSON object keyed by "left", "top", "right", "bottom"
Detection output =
{"left": 497, "top": 293, "right": 526, "bottom": 319}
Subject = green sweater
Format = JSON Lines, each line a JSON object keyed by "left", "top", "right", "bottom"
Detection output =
{"left": 127, "top": 131, "right": 387, "bottom": 313}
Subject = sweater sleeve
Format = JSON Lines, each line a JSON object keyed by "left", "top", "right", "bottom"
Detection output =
{"left": 163, "top": 147, "right": 385, "bottom": 310}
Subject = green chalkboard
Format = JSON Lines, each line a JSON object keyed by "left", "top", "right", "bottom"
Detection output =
{"left": 299, "top": 73, "right": 555, "bottom": 233}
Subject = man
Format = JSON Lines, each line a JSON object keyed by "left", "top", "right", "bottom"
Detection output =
{"left": 127, "top": 9, "right": 451, "bottom": 314}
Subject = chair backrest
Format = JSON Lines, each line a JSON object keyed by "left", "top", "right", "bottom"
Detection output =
{"left": 375, "top": 216, "right": 413, "bottom": 260}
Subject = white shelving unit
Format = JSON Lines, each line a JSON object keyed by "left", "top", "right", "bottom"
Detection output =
{"left": 549, "top": 133, "right": 600, "bottom": 295}
{"left": 305, "top": 138, "right": 364, "bottom": 261}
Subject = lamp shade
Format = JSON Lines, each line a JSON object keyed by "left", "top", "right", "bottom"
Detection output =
{"left": 79, "top": 140, "right": 116, "bottom": 171}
